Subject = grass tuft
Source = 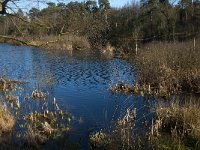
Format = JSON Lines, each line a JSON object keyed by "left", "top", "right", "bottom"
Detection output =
{"left": 151, "top": 100, "right": 200, "bottom": 149}
{"left": 0, "top": 104, "right": 15, "bottom": 134}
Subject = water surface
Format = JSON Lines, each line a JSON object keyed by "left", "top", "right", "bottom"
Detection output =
{"left": 0, "top": 44, "right": 150, "bottom": 149}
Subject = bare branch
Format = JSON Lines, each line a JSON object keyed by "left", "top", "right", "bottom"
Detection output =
{"left": 0, "top": 0, "right": 12, "bottom": 14}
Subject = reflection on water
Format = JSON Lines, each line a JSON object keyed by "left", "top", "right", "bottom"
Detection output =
{"left": 0, "top": 44, "right": 151, "bottom": 148}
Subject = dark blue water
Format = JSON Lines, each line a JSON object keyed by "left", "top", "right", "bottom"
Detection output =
{"left": 0, "top": 44, "right": 151, "bottom": 149}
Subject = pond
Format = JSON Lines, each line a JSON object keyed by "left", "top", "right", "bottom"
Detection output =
{"left": 0, "top": 44, "right": 152, "bottom": 149}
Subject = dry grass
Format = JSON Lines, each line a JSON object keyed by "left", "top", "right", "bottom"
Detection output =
{"left": 151, "top": 100, "right": 200, "bottom": 149}
{"left": 92, "top": 97, "right": 200, "bottom": 149}
{"left": 27, "top": 34, "right": 91, "bottom": 50}
{"left": 0, "top": 105, "right": 15, "bottom": 134}
{"left": 23, "top": 105, "right": 72, "bottom": 146}
{"left": 89, "top": 130, "right": 110, "bottom": 149}
{"left": 108, "top": 40, "right": 200, "bottom": 149}
{"left": 24, "top": 125, "right": 48, "bottom": 147}
{"left": 134, "top": 40, "right": 200, "bottom": 95}
{"left": 0, "top": 78, "right": 23, "bottom": 92}
{"left": 89, "top": 108, "right": 149, "bottom": 150}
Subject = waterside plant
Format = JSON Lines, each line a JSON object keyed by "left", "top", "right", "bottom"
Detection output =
{"left": 110, "top": 40, "right": 200, "bottom": 98}
{"left": 23, "top": 104, "right": 72, "bottom": 147}
{"left": 89, "top": 107, "right": 149, "bottom": 150}
{"left": 90, "top": 95, "right": 200, "bottom": 150}
{"left": 0, "top": 77, "right": 73, "bottom": 148}
{"left": 150, "top": 99, "right": 200, "bottom": 149}
{"left": 0, "top": 103, "right": 15, "bottom": 134}
{"left": 134, "top": 40, "right": 200, "bottom": 95}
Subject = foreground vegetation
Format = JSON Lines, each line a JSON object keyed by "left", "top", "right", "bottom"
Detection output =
{"left": 151, "top": 99, "right": 200, "bottom": 149}
{"left": 106, "top": 38, "right": 200, "bottom": 149}
{"left": 0, "top": 103, "right": 15, "bottom": 134}
{"left": 0, "top": 78, "right": 73, "bottom": 148}
{"left": 90, "top": 97, "right": 200, "bottom": 150}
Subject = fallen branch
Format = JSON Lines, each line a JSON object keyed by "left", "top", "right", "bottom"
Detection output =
{"left": 0, "top": 34, "right": 60, "bottom": 47}
{"left": 0, "top": 35, "right": 30, "bottom": 45}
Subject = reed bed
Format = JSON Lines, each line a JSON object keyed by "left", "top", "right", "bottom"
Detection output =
{"left": 150, "top": 99, "right": 200, "bottom": 149}
{"left": 90, "top": 96, "right": 200, "bottom": 149}
{"left": 134, "top": 40, "right": 200, "bottom": 95}
{"left": 89, "top": 106, "right": 151, "bottom": 149}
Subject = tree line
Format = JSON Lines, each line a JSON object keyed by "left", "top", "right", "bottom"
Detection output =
{"left": 0, "top": 0, "right": 200, "bottom": 50}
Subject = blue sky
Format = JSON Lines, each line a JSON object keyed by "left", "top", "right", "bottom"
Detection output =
{"left": 110, "top": 0, "right": 133, "bottom": 7}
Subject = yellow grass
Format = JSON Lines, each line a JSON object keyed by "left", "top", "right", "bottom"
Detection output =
{"left": 151, "top": 99, "right": 200, "bottom": 149}
{"left": 134, "top": 40, "right": 200, "bottom": 95}
{"left": 0, "top": 105, "right": 15, "bottom": 134}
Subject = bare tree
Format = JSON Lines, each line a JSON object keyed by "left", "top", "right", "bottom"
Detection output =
{"left": 0, "top": 0, "right": 11, "bottom": 14}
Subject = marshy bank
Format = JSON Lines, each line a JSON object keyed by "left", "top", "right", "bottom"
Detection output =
{"left": 0, "top": 77, "right": 74, "bottom": 149}
{"left": 136, "top": 39, "right": 200, "bottom": 149}
{"left": 150, "top": 97, "right": 200, "bottom": 149}
{"left": 89, "top": 95, "right": 200, "bottom": 150}
{"left": 96, "top": 39, "right": 200, "bottom": 149}
{"left": 0, "top": 34, "right": 91, "bottom": 51}
{"left": 135, "top": 40, "right": 200, "bottom": 95}
{"left": 0, "top": 34, "right": 117, "bottom": 56}
{"left": 110, "top": 39, "right": 200, "bottom": 97}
